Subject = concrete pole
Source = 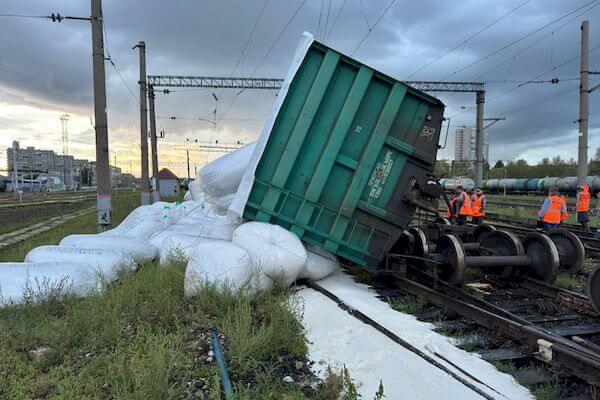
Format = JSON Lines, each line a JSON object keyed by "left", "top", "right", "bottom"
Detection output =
{"left": 474, "top": 90, "right": 485, "bottom": 188}
{"left": 136, "top": 41, "right": 151, "bottom": 205}
{"left": 148, "top": 85, "right": 160, "bottom": 202}
{"left": 11, "top": 142, "right": 19, "bottom": 198}
{"left": 91, "top": 0, "right": 112, "bottom": 230}
{"left": 577, "top": 20, "right": 590, "bottom": 186}
{"left": 186, "top": 149, "right": 190, "bottom": 180}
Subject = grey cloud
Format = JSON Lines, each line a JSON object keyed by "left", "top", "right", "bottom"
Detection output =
{"left": 0, "top": 0, "right": 599, "bottom": 167}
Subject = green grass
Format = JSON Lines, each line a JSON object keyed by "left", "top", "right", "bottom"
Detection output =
{"left": 0, "top": 193, "right": 381, "bottom": 399}
{"left": 491, "top": 360, "right": 517, "bottom": 374}
{"left": 0, "top": 199, "right": 97, "bottom": 235}
{"left": 0, "top": 193, "right": 139, "bottom": 262}
{"left": 530, "top": 381, "right": 562, "bottom": 400}
{"left": 387, "top": 293, "right": 427, "bottom": 314}
{"left": 0, "top": 261, "right": 360, "bottom": 399}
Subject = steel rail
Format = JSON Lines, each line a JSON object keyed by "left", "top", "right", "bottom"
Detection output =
{"left": 373, "top": 263, "right": 600, "bottom": 385}
{"left": 304, "top": 279, "right": 501, "bottom": 400}
{"left": 519, "top": 277, "right": 597, "bottom": 317}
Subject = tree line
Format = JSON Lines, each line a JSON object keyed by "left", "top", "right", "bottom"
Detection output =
{"left": 435, "top": 148, "right": 600, "bottom": 179}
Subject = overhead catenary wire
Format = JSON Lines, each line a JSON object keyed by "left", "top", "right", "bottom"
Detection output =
{"left": 475, "top": 0, "right": 600, "bottom": 80}
{"left": 324, "top": 0, "right": 333, "bottom": 36}
{"left": 468, "top": 43, "right": 600, "bottom": 114}
{"left": 216, "top": 0, "right": 307, "bottom": 125}
{"left": 249, "top": 0, "right": 307, "bottom": 78}
{"left": 351, "top": 0, "right": 397, "bottom": 56}
{"left": 102, "top": 15, "right": 138, "bottom": 102}
{"left": 407, "top": 0, "right": 533, "bottom": 79}
{"left": 317, "top": 0, "right": 324, "bottom": 38}
{"left": 358, "top": 0, "right": 371, "bottom": 29}
{"left": 0, "top": 12, "right": 51, "bottom": 19}
{"left": 440, "top": 0, "right": 599, "bottom": 81}
{"left": 216, "top": 0, "right": 270, "bottom": 102}
{"left": 324, "top": 0, "right": 348, "bottom": 40}
{"left": 500, "top": 77, "right": 599, "bottom": 117}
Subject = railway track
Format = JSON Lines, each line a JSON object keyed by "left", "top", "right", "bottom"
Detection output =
{"left": 360, "top": 262, "right": 600, "bottom": 398}
{"left": 0, "top": 194, "right": 97, "bottom": 209}
{"left": 483, "top": 212, "right": 600, "bottom": 259}
{"left": 0, "top": 207, "right": 96, "bottom": 250}
{"left": 386, "top": 214, "right": 600, "bottom": 396}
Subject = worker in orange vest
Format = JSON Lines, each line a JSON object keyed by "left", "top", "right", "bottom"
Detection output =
{"left": 455, "top": 185, "right": 472, "bottom": 226}
{"left": 576, "top": 184, "right": 591, "bottom": 232}
{"left": 471, "top": 188, "right": 486, "bottom": 225}
{"left": 538, "top": 186, "right": 567, "bottom": 230}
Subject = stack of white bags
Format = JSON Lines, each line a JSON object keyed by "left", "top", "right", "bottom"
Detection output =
{"left": 0, "top": 143, "right": 339, "bottom": 306}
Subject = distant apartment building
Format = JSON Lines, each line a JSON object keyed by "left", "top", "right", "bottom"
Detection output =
{"left": 454, "top": 125, "right": 489, "bottom": 165}
{"left": 6, "top": 141, "right": 122, "bottom": 190}
{"left": 89, "top": 162, "right": 123, "bottom": 187}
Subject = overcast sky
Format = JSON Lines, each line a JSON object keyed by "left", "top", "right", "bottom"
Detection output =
{"left": 1, "top": 0, "right": 599, "bottom": 177}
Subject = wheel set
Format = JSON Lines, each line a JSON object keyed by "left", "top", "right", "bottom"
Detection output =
{"left": 434, "top": 230, "right": 559, "bottom": 285}
{"left": 398, "top": 222, "right": 584, "bottom": 286}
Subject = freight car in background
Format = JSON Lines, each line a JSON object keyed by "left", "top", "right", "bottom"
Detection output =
{"left": 440, "top": 176, "right": 600, "bottom": 195}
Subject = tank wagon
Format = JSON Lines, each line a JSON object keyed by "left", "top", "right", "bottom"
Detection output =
{"left": 471, "top": 176, "right": 600, "bottom": 194}
{"left": 440, "top": 178, "right": 475, "bottom": 192}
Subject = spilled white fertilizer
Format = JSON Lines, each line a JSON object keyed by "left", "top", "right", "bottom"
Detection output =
{"left": 299, "top": 271, "right": 533, "bottom": 400}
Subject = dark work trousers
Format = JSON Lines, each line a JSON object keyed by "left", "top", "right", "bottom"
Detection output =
{"left": 457, "top": 215, "right": 467, "bottom": 225}
{"left": 577, "top": 211, "right": 590, "bottom": 233}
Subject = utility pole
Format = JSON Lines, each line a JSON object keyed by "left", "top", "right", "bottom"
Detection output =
{"left": 474, "top": 91, "right": 485, "bottom": 188}
{"left": 148, "top": 85, "right": 160, "bottom": 202}
{"left": 91, "top": 0, "right": 111, "bottom": 230}
{"left": 577, "top": 20, "right": 590, "bottom": 186}
{"left": 11, "top": 141, "right": 19, "bottom": 199}
{"left": 134, "top": 41, "right": 150, "bottom": 205}
{"left": 114, "top": 154, "right": 118, "bottom": 196}
{"left": 186, "top": 149, "right": 191, "bottom": 180}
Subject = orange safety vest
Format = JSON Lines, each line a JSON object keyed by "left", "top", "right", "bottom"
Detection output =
{"left": 577, "top": 185, "right": 591, "bottom": 212}
{"left": 458, "top": 192, "right": 473, "bottom": 216}
{"left": 471, "top": 194, "right": 485, "bottom": 217}
{"left": 542, "top": 195, "right": 563, "bottom": 223}
{"left": 560, "top": 196, "right": 568, "bottom": 221}
{"left": 445, "top": 196, "right": 457, "bottom": 217}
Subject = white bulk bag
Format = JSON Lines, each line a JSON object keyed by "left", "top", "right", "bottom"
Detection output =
{"left": 25, "top": 245, "right": 136, "bottom": 281}
{"left": 60, "top": 234, "right": 158, "bottom": 265}
{"left": 188, "top": 180, "right": 203, "bottom": 202}
{"left": 159, "top": 234, "right": 208, "bottom": 266}
{"left": 198, "top": 142, "right": 256, "bottom": 197}
{"left": 183, "top": 191, "right": 192, "bottom": 201}
{"left": 232, "top": 222, "right": 306, "bottom": 287}
{"left": 102, "top": 207, "right": 166, "bottom": 238}
{"left": 184, "top": 241, "right": 271, "bottom": 296}
{"left": 0, "top": 262, "right": 103, "bottom": 306}
{"left": 152, "top": 201, "right": 172, "bottom": 209}
{"left": 149, "top": 223, "right": 206, "bottom": 248}
{"left": 297, "top": 244, "right": 340, "bottom": 281}
{"left": 206, "top": 192, "right": 236, "bottom": 215}
{"left": 201, "top": 214, "right": 238, "bottom": 241}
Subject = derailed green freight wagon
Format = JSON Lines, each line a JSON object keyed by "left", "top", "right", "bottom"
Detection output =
{"left": 235, "top": 34, "right": 444, "bottom": 266}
